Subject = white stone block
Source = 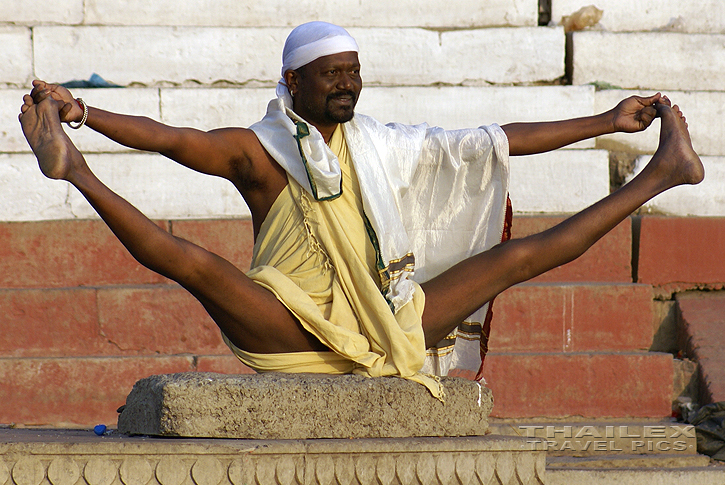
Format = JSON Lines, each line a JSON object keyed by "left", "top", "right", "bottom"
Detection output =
{"left": 68, "top": 154, "right": 251, "bottom": 219}
{"left": 33, "top": 26, "right": 565, "bottom": 88}
{"left": 572, "top": 31, "right": 725, "bottom": 91}
{"left": 33, "top": 26, "right": 286, "bottom": 86}
{"left": 160, "top": 85, "right": 597, "bottom": 146}
{"left": 352, "top": 28, "right": 442, "bottom": 86}
{"left": 159, "top": 88, "right": 273, "bottom": 130}
{"left": 9, "top": 84, "right": 599, "bottom": 154}
{"left": 439, "top": 27, "right": 565, "bottom": 85}
{"left": 158, "top": 85, "right": 595, "bottom": 127}
{"left": 0, "top": 154, "right": 72, "bottom": 222}
{"left": 0, "top": 90, "right": 30, "bottom": 152}
{"left": 0, "top": 27, "right": 33, "bottom": 85}
{"left": 552, "top": 0, "right": 725, "bottom": 34}
{"left": 60, "top": 88, "right": 161, "bottom": 153}
{"left": 358, "top": 85, "right": 595, "bottom": 149}
{"left": 2, "top": 151, "right": 251, "bottom": 222}
{"left": 629, "top": 156, "right": 725, "bottom": 216}
{"left": 85, "top": 0, "right": 537, "bottom": 28}
{"left": 353, "top": 27, "right": 565, "bottom": 86}
{"left": 5, "top": 88, "right": 162, "bottom": 153}
{"left": 595, "top": 89, "right": 725, "bottom": 157}
{"left": 510, "top": 149, "right": 610, "bottom": 213}
{"left": 0, "top": 0, "right": 83, "bottom": 25}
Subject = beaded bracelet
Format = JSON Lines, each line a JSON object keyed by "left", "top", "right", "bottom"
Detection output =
{"left": 68, "top": 98, "right": 88, "bottom": 129}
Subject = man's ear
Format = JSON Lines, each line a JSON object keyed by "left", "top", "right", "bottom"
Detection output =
{"left": 284, "top": 70, "right": 300, "bottom": 97}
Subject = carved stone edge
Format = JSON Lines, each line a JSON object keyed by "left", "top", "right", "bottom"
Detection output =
{"left": 0, "top": 449, "right": 546, "bottom": 485}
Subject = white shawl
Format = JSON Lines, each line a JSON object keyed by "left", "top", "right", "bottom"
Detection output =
{"left": 249, "top": 96, "right": 510, "bottom": 377}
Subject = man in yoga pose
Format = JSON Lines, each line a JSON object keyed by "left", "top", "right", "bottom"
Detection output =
{"left": 19, "top": 22, "right": 703, "bottom": 394}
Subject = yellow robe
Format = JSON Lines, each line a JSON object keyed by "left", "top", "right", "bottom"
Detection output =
{"left": 224, "top": 125, "right": 442, "bottom": 397}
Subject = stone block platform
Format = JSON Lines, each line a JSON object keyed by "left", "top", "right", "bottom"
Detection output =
{"left": 118, "top": 373, "right": 493, "bottom": 439}
{"left": 0, "top": 429, "right": 547, "bottom": 485}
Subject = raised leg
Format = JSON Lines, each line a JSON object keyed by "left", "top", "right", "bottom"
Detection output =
{"left": 421, "top": 103, "right": 703, "bottom": 347}
{"left": 19, "top": 95, "right": 326, "bottom": 354}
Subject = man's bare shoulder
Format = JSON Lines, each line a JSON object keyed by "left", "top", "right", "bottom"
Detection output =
{"left": 209, "top": 126, "right": 287, "bottom": 232}
{"left": 210, "top": 127, "right": 279, "bottom": 179}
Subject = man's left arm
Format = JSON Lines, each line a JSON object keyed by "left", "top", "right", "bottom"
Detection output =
{"left": 501, "top": 93, "right": 664, "bottom": 156}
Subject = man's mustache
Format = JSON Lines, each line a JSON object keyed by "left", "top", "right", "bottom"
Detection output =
{"left": 327, "top": 91, "right": 356, "bottom": 102}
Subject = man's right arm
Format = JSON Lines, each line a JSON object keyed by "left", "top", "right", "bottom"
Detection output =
{"left": 30, "top": 80, "right": 248, "bottom": 180}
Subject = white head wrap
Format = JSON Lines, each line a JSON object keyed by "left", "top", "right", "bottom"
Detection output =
{"left": 276, "top": 21, "right": 359, "bottom": 106}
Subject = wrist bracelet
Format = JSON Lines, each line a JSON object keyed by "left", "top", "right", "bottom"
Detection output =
{"left": 68, "top": 98, "right": 88, "bottom": 130}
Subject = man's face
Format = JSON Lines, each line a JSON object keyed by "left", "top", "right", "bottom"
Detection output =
{"left": 288, "top": 51, "right": 362, "bottom": 128}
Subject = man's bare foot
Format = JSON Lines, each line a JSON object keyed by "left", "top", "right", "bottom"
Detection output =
{"left": 19, "top": 95, "right": 84, "bottom": 180}
{"left": 646, "top": 103, "right": 704, "bottom": 189}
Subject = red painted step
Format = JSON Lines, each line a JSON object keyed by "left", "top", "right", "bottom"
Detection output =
{"left": 0, "top": 355, "right": 254, "bottom": 427}
{"left": 676, "top": 291, "right": 725, "bottom": 403}
{"left": 0, "top": 219, "right": 256, "bottom": 290}
{"left": 196, "top": 355, "right": 255, "bottom": 375}
{"left": 637, "top": 216, "right": 725, "bottom": 291}
{"left": 490, "top": 283, "right": 654, "bottom": 352}
{"left": 0, "top": 220, "right": 166, "bottom": 289}
{"left": 170, "top": 219, "right": 255, "bottom": 272}
{"left": 96, "top": 285, "right": 230, "bottom": 356}
{"left": 0, "top": 356, "right": 195, "bottom": 426}
{"left": 482, "top": 351, "right": 674, "bottom": 418}
{"left": 0, "top": 286, "right": 231, "bottom": 357}
{"left": 1, "top": 216, "right": 629, "bottom": 289}
{"left": 2, "top": 282, "right": 655, "bottom": 357}
{"left": 511, "top": 216, "right": 632, "bottom": 283}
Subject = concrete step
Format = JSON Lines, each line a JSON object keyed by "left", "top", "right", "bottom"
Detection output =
{"left": 676, "top": 291, "right": 725, "bottom": 403}
{"left": 27, "top": 26, "right": 564, "bottom": 88}
{"left": 552, "top": 0, "right": 725, "bottom": 33}
{"left": 547, "top": 454, "right": 710, "bottom": 468}
{"left": 0, "top": 429, "right": 548, "bottom": 485}
{"left": 492, "top": 282, "right": 653, "bottom": 352}
{"left": 546, "top": 466, "right": 725, "bottom": 485}
{"left": 5, "top": 0, "right": 538, "bottom": 28}
{"left": 630, "top": 156, "right": 725, "bottom": 217}
{"left": 0, "top": 149, "right": 614, "bottom": 221}
{"left": 2, "top": 86, "right": 598, "bottom": 154}
{"left": 490, "top": 420, "right": 725, "bottom": 484}
{"left": 572, "top": 31, "right": 725, "bottom": 91}
{"left": 489, "top": 421, "right": 698, "bottom": 456}
{"left": 482, "top": 352, "right": 674, "bottom": 418}
{"left": 595, "top": 89, "right": 725, "bottom": 157}
{"left": 0, "top": 356, "right": 252, "bottom": 427}
{"left": 8, "top": 87, "right": 725, "bottom": 158}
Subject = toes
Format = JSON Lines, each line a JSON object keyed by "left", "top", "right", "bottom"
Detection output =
{"left": 654, "top": 102, "right": 672, "bottom": 117}
{"left": 671, "top": 105, "right": 688, "bottom": 125}
{"left": 34, "top": 90, "right": 52, "bottom": 102}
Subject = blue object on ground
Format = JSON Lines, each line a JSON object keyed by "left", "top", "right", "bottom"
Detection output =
{"left": 61, "top": 74, "right": 122, "bottom": 88}
{"left": 94, "top": 424, "right": 107, "bottom": 436}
